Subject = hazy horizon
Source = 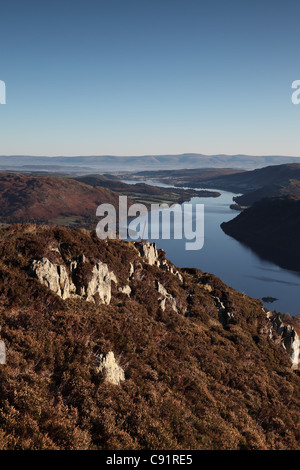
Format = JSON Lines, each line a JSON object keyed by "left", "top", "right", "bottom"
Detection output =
{"left": 1, "top": 1, "right": 300, "bottom": 156}
{"left": 0, "top": 152, "right": 299, "bottom": 159}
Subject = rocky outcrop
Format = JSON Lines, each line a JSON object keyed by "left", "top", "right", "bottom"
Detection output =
{"left": 212, "top": 296, "right": 235, "bottom": 326}
{"left": 97, "top": 351, "right": 125, "bottom": 385}
{"left": 156, "top": 281, "right": 178, "bottom": 313}
{"left": 118, "top": 285, "right": 131, "bottom": 297}
{"left": 134, "top": 241, "right": 160, "bottom": 266}
{"left": 129, "top": 263, "right": 135, "bottom": 278}
{"left": 29, "top": 258, "right": 71, "bottom": 300}
{"left": 84, "top": 262, "right": 117, "bottom": 304}
{"left": 266, "top": 311, "right": 300, "bottom": 369}
{"left": 160, "top": 259, "right": 183, "bottom": 282}
{"left": 134, "top": 241, "right": 183, "bottom": 282}
{"left": 283, "top": 327, "right": 300, "bottom": 370}
{"left": 0, "top": 340, "right": 6, "bottom": 365}
{"left": 29, "top": 256, "right": 117, "bottom": 304}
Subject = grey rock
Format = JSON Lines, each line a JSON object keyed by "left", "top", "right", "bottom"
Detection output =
{"left": 97, "top": 351, "right": 125, "bottom": 385}
{"left": 212, "top": 296, "right": 235, "bottom": 326}
{"left": 156, "top": 281, "right": 178, "bottom": 313}
{"left": 118, "top": 285, "right": 132, "bottom": 297}
{"left": 29, "top": 256, "right": 117, "bottom": 305}
{"left": 266, "top": 311, "right": 300, "bottom": 369}
{"left": 160, "top": 259, "right": 183, "bottom": 282}
{"left": 0, "top": 340, "right": 6, "bottom": 365}
{"left": 135, "top": 241, "right": 160, "bottom": 266}
{"left": 29, "top": 258, "right": 71, "bottom": 300}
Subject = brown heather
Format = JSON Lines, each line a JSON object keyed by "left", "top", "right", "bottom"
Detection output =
{"left": 0, "top": 224, "right": 298, "bottom": 450}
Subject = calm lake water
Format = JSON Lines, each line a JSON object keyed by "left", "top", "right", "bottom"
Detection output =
{"left": 122, "top": 180, "right": 300, "bottom": 316}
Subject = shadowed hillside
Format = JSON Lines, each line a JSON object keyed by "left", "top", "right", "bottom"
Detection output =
{"left": 222, "top": 196, "right": 300, "bottom": 271}
{"left": 233, "top": 180, "right": 300, "bottom": 207}
{"left": 196, "top": 163, "right": 300, "bottom": 194}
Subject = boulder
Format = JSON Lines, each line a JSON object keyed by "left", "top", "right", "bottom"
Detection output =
{"left": 0, "top": 340, "right": 6, "bottom": 365}
{"left": 156, "top": 281, "right": 178, "bottom": 313}
{"left": 118, "top": 285, "right": 132, "bottom": 297}
{"left": 97, "top": 351, "right": 125, "bottom": 385}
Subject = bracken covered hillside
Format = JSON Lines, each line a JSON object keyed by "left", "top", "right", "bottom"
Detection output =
{"left": 0, "top": 173, "right": 122, "bottom": 228}
{"left": 0, "top": 224, "right": 299, "bottom": 450}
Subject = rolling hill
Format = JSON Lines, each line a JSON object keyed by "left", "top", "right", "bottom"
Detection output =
{"left": 0, "top": 173, "right": 218, "bottom": 229}
{"left": 72, "top": 174, "right": 219, "bottom": 204}
{"left": 122, "top": 167, "right": 246, "bottom": 186}
{"left": 0, "top": 173, "right": 122, "bottom": 228}
{"left": 195, "top": 163, "right": 300, "bottom": 194}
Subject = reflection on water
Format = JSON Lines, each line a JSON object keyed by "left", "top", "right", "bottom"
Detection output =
{"left": 245, "top": 275, "right": 300, "bottom": 287}
{"left": 122, "top": 180, "right": 300, "bottom": 316}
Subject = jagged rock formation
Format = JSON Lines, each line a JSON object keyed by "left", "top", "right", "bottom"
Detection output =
{"left": 221, "top": 196, "right": 300, "bottom": 271}
{"left": 135, "top": 241, "right": 160, "bottom": 266}
{"left": 129, "top": 263, "right": 134, "bottom": 278}
{"left": 84, "top": 263, "right": 117, "bottom": 304}
{"left": 29, "top": 241, "right": 182, "bottom": 306}
{"left": 29, "top": 256, "right": 117, "bottom": 304}
{"left": 266, "top": 311, "right": 300, "bottom": 369}
{"left": 134, "top": 241, "right": 183, "bottom": 281}
{"left": 29, "top": 258, "right": 71, "bottom": 300}
{"left": 160, "top": 259, "right": 183, "bottom": 282}
{"left": 212, "top": 296, "right": 235, "bottom": 326}
{"left": 0, "top": 225, "right": 299, "bottom": 450}
{"left": 29, "top": 247, "right": 299, "bottom": 371}
{"left": 156, "top": 281, "right": 178, "bottom": 313}
{"left": 0, "top": 340, "right": 6, "bottom": 365}
{"left": 96, "top": 351, "right": 125, "bottom": 385}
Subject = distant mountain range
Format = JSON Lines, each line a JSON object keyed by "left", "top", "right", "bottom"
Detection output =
{"left": 0, "top": 153, "right": 299, "bottom": 173}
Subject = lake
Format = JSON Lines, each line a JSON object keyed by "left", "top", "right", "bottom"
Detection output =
{"left": 122, "top": 180, "right": 300, "bottom": 316}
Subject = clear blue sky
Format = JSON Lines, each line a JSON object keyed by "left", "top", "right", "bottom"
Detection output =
{"left": 1, "top": 0, "right": 300, "bottom": 156}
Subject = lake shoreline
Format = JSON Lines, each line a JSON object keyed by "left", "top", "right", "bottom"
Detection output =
{"left": 122, "top": 179, "right": 300, "bottom": 317}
